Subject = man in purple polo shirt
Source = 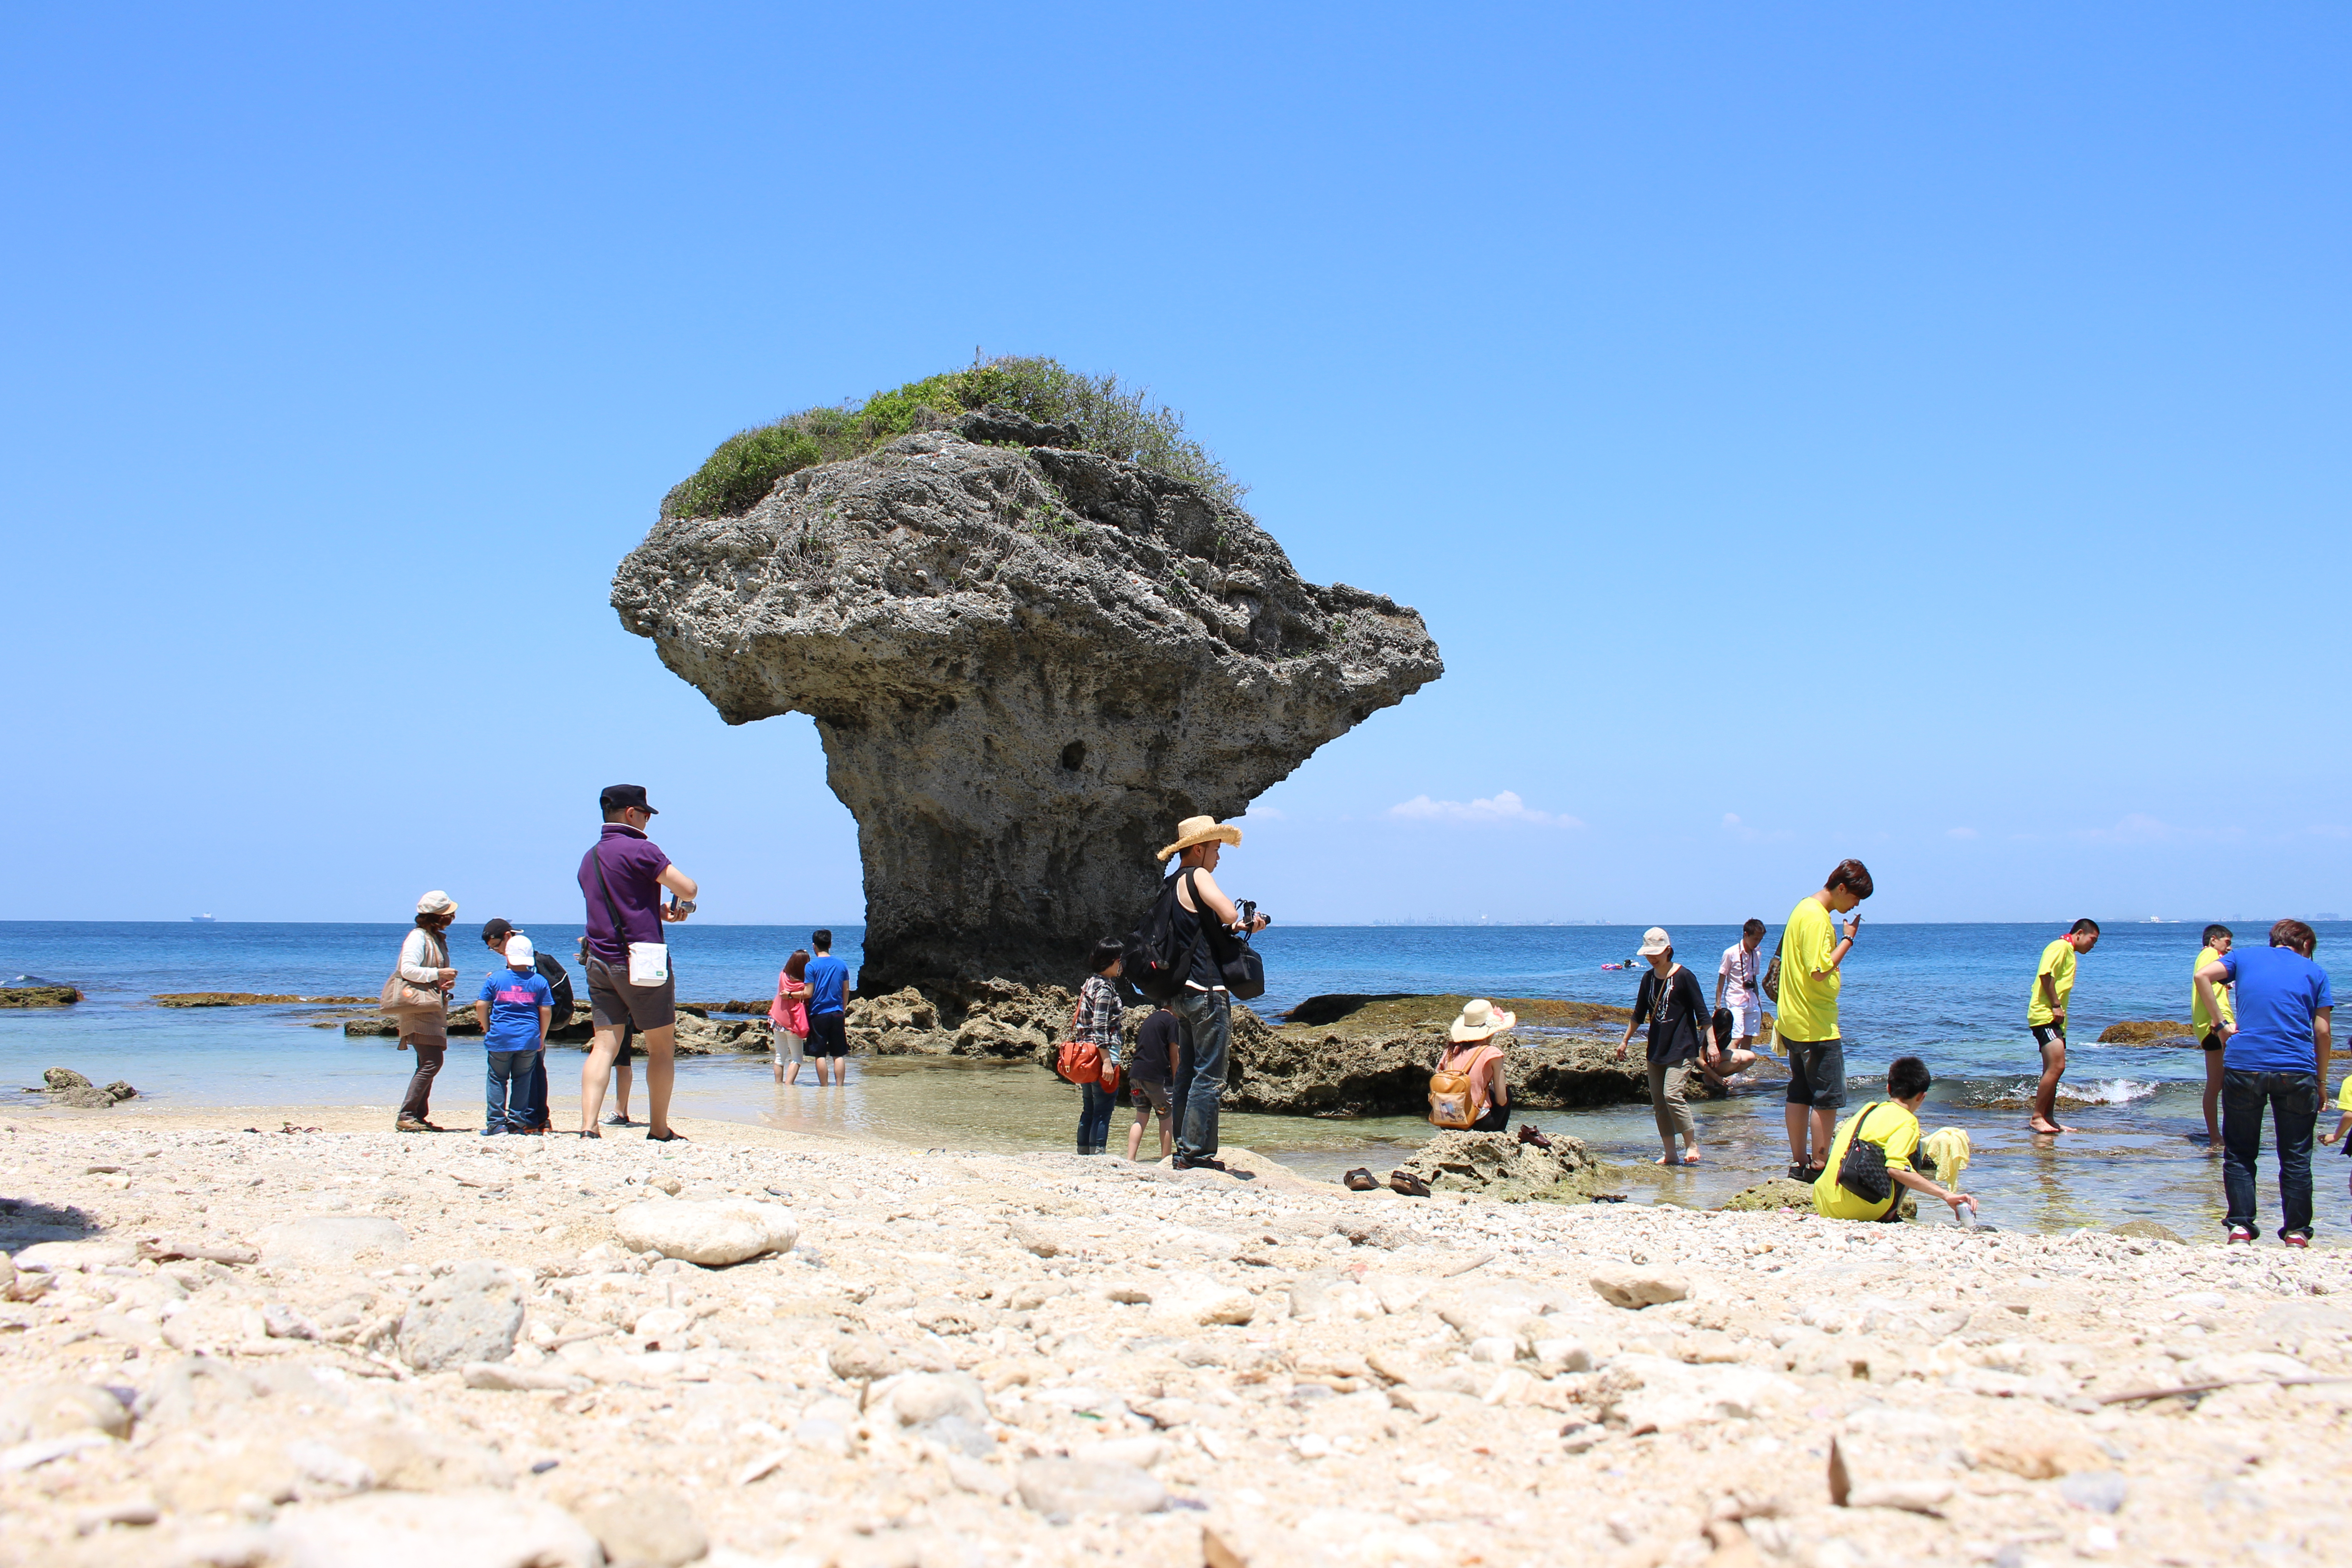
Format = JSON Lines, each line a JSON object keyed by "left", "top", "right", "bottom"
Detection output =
{"left": 577, "top": 784, "right": 700, "bottom": 1142}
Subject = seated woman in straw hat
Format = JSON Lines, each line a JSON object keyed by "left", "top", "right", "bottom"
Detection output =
{"left": 1435, "top": 1000, "right": 1516, "bottom": 1132}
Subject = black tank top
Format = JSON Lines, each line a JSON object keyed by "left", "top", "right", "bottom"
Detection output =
{"left": 1166, "top": 871, "right": 1221, "bottom": 988}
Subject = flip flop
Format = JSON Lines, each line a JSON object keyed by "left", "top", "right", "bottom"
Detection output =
{"left": 1388, "top": 1170, "right": 1431, "bottom": 1198}
{"left": 1343, "top": 1168, "right": 1377, "bottom": 1192}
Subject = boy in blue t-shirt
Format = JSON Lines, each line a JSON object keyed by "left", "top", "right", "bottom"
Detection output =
{"left": 474, "top": 934, "right": 555, "bottom": 1136}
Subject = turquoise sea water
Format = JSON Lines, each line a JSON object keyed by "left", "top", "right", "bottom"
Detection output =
{"left": 4, "top": 920, "right": 2345, "bottom": 1240}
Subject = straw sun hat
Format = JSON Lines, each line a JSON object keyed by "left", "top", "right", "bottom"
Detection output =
{"left": 1449, "top": 998, "right": 1517, "bottom": 1042}
{"left": 1155, "top": 815, "right": 1244, "bottom": 862}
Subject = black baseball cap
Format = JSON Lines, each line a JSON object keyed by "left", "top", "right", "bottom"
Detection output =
{"left": 482, "top": 918, "right": 515, "bottom": 945}
{"left": 600, "top": 784, "right": 658, "bottom": 815}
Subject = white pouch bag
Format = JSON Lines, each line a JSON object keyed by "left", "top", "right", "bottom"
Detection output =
{"left": 592, "top": 851, "right": 672, "bottom": 990}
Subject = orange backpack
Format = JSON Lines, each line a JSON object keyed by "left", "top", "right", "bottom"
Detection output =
{"left": 1428, "top": 1045, "right": 1496, "bottom": 1129}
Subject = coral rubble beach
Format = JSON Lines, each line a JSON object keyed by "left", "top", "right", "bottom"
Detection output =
{"left": 0, "top": 1108, "right": 2344, "bottom": 1567}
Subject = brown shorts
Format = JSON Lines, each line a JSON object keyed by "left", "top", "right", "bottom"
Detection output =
{"left": 586, "top": 956, "right": 676, "bottom": 1033}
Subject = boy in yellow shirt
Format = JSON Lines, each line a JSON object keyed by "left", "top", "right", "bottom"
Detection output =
{"left": 2193, "top": 924, "right": 2235, "bottom": 1150}
{"left": 1778, "top": 858, "right": 1873, "bottom": 1180}
{"left": 1816, "top": 1056, "right": 1979, "bottom": 1222}
{"left": 2027, "top": 919, "right": 2101, "bottom": 1135}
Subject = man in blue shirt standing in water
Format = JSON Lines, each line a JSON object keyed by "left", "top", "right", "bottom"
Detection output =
{"left": 2198, "top": 919, "right": 2333, "bottom": 1246}
{"left": 802, "top": 930, "right": 852, "bottom": 1086}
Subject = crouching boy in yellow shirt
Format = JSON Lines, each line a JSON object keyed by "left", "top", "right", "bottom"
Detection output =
{"left": 1816, "top": 1056, "right": 1979, "bottom": 1222}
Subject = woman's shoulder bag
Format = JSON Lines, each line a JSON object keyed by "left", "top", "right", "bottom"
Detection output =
{"left": 380, "top": 930, "right": 446, "bottom": 1013}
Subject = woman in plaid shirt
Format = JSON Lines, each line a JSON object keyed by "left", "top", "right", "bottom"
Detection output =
{"left": 1074, "top": 939, "right": 1126, "bottom": 1155}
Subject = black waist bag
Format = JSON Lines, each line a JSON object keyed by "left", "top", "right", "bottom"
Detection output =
{"left": 1220, "top": 932, "right": 1265, "bottom": 1001}
{"left": 1837, "top": 1102, "right": 1895, "bottom": 1207}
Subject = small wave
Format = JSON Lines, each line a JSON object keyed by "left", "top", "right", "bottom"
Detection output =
{"left": 1945, "top": 1076, "right": 2168, "bottom": 1110}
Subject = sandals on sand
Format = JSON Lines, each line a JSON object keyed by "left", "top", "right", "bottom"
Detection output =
{"left": 1343, "top": 1168, "right": 1377, "bottom": 1192}
{"left": 647, "top": 1129, "right": 686, "bottom": 1143}
{"left": 1389, "top": 1170, "right": 1431, "bottom": 1198}
{"left": 1787, "top": 1162, "right": 1823, "bottom": 1182}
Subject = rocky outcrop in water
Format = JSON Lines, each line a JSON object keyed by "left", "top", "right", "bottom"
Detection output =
{"left": 2097, "top": 1019, "right": 2198, "bottom": 1045}
{"left": 29, "top": 1068, "right": 136, "bottom": 1108}
{"left": 1228, "top": 995, "right": 1652, "bottom": 1116}
{"left": 0, "top": 986, "right": 80, "bottom": 1008}
{"left": 613, "top": 420, "right": 1443, "bottom": 992}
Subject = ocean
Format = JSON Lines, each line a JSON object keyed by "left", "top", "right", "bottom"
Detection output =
{"left": 4, "top": 919, "right": 2340, "bottom": 1241}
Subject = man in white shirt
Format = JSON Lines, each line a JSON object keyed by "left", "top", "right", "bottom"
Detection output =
{"left": 1708, "top": 919, "right": 1770, "bottom": 1086}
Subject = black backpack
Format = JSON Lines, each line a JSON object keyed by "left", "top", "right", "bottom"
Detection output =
{"left": 536, "top": 952, "right": 575, "bottom": 1030}
{"left": 1122, "top": 871, "right": 1211, "bottom": 1004}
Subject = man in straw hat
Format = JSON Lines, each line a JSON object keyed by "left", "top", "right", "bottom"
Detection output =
{"left": 1157, "top": 815, "right": 1271, "bottom": 1172}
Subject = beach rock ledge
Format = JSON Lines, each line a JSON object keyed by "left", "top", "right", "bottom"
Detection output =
{"left": 613, "top": 419, "right": 1443, "bottom": 991}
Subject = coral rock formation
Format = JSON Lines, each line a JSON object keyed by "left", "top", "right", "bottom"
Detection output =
{"left": 614, "top": 417, "right": 1442, "bottom": 991}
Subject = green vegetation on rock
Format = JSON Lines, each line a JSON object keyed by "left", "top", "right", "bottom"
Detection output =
{"left": 661, "top": 355, "right": 1243, "bottom": 521}
{"left": 1720, "top": 1178, "right": 1816, "bottom": 1212}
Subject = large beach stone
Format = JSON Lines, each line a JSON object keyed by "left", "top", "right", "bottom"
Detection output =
{"left": 872, "top": 1372, "right": 990, "bottom": 1428}
{"left": 0, "top": 1383, "right": 131, "bottom": 1444}
{"left": 396, "top": 1262, "right": 525, "bottom": 1372}
{"left": 261, "top": 1488, "right": 602, "bottom": 1568}
{"left": 611, "top": 1198, "right": 797, "bottom": 1266}
{"left": 1015, "top": 1456, "right": 1167, "bottom": 1518}
{"left": 1590, "top": 1263, "right": 1690, "bottom": 1310}
{"left": 614, "top": 424, "right": 1441, "bottom": 990}
{"left": 257, "top": 1216, "right": 409, "bottom": 1266}
{"left": 576, "top": 1486, "right": 708, "bottom": 1567}
{"left": 1435, "top": 1279, "right": 1564, "bottom": 1341}
{"left": 11, "top": 1239, "right": 135, "bottom": 1271}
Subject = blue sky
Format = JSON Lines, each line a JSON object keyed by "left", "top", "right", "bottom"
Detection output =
{"left": 4, "top": 4, "right": 2347, "bottom": 928}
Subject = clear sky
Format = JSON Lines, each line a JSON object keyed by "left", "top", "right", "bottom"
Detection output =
{"left": 4, "top": 5, "right": 2347, "bottom": 929}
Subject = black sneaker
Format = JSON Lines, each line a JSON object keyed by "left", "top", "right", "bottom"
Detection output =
{"left": 1174, "top": 1155, "right": 1227, "bottom": 1172}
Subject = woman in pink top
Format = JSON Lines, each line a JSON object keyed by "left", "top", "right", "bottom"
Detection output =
{"left": 771, "top": 949, "right": 812, "bottom": 1084}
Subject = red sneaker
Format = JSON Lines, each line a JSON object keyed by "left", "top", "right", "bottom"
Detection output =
{"left": 2285, "top": 1233, "right": 2311, "bottom": 1249}
{"left": 2227, "top": 1226, "right": 2256, "bottom": 1245}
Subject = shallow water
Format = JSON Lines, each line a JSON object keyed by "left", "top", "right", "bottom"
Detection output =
{"left": 3, "top": 919, "right": 2343, "bottom": 1240}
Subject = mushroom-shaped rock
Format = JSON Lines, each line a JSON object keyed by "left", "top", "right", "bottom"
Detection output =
{"left": 614, "top": 427, "right": 1441, "bottom": 991}
{"left": 612, "top": 1199, "right": 798, "bottom": 1267}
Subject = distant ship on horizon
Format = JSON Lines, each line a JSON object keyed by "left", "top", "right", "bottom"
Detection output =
{"left": 189, "top": 914, "right": 216, "bottom": 922}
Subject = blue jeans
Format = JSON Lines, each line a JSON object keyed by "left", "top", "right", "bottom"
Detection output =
{"left": 2222, "top": 1068, "right": 2317, "bottom": 1238}
{"left": 486, "top": 1049, "right": 539, "bottom": 1131}
{"left": 1171, "top": 988, "right": 1230, "bottom": 1161}
{"left": 526, "top": 1052, "right": 550, "bottom": 1129}
{"left": 1078, "top": 1080, "right": 1115, "bottom": 1154}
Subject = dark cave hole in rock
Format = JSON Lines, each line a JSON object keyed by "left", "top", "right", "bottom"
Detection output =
{"left": 1060, "top": 741, "right": 1087, "bottom": 771}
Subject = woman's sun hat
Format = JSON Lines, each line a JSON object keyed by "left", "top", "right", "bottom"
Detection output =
{"left": 1637, "top": 927, "right": 1672, "bottom": 957}
{"left": 1156, "top": 815, "right": 1244, "bottom": 862}
{"left": 1449, "top": 998, "right": 1518, "bottom": 1042}
{"left": 417, "top": 890, "right": 458, "bottom": 917}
